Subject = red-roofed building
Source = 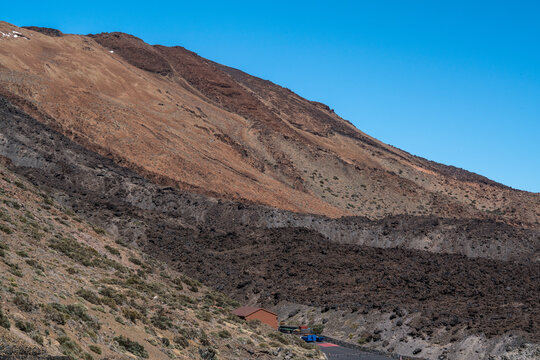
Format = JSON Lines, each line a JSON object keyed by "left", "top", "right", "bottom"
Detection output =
{"left": 233, "top": 306, "right": 278, "bottom": 329}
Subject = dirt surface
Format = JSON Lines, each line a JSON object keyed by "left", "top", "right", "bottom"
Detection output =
{"left": 0, "top": 22, "right": 538, "bottom": 227}
{"left": 0, "top": 97, "right": 538, "bottom": 353}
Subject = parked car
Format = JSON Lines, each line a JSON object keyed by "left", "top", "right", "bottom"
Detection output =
{"left": 278, "top": 325, "right": 298, "bottom": 334}
{"left": 301, "top": 334, "right": 325, "bottom": 343}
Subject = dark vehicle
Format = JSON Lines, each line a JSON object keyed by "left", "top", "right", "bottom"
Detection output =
{"left": 278, "top": 325, "right": 299, "bottom": 334}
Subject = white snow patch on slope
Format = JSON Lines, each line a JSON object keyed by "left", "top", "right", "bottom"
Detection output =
{"left": 0, "top": 30, "right": 30, "bottom": 40}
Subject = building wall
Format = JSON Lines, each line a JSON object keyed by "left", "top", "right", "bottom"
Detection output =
{"left": 246, "top": 310, "right": 278, "bottom": 329}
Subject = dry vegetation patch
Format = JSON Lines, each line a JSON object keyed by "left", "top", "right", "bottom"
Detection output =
{"left": 0, "top": 165, "right": 322, "bottom": 359}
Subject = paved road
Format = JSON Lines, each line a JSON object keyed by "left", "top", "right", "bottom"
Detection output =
{"left": 318, "top": 343, "right": 394, "bottom": 360}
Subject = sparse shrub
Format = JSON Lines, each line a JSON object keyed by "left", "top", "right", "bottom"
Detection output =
{"left": 199, "top": 347, "right": 216, "bottom": 359}
{"left": 203, "top": 291, "right": 239, "bottom": 308}
{"left": 144, "top": 325, "right": 157, "bottom": 336}
{"left": 0, "top": 307, "right": 10, "bottom": 329}
{"left": 196, "top": 311, "right": 212, "bottom": 322}
{"left": 6, "top": 261, "right": 23, "bottom": 277}
{"left": 177, "top": 294, "right": 196, "bottom": 306}
{"left": 13, "top": 292, "right": 34, "bottom": 312}
{"left": 86, "top": 330, "right": 98, "bottom": 342}
{"left": 3, "top": 200, "right": 20, "bottom": 210}
{"left": 124, "top": 275, "right": 163, "bottom": 296}
{"left": 217, "top": 329, "right": 231, "bottom": 339}
{"left": 67, "top": 304, "right": 100, "bottom": 329}
{"left": 115, "top": 238, "right": 128, "bottom": 247}
{"left": 105, "top": 245, "right": 120, "bottom": 256}
{"left": 66, "top": 267, "right": 78, "bottom": 274}
{"left": 0, "top": 245, "right": 6, "bottom": 257}
{"left": 247, "top": 319, "right": 261, "bottom": 329}
{"left": 122, "top": 307, "right": 143, "bottom": 323}
{"left": 25, "top": 259, "right": 44, "bottom": 271}
{"left": 32, "top": 333, "right": 44, "bottom": 346}
{"left": 178, "top": 327, "right": 199, "bottom": 341}
{"left": 54, "top": 217, "right": 70, "bottom": 227}
{"left": 128, "top": 300, "right": 148, "bottom": 317}
{"left": 172, "top": 278, "right": 183, "bottom": 290}
{"left": 114, "top": 336, "right": 149, "bottom": 358}
{"left": 103, "top": 256, "right": 128, "bottom": 272}
{"left": 227, "top": 312, "right": 243, "bottom": 324}
{"left": 146, "top": 338, "right": 158, "bottom": 346}
{"left": 16, "top": 250, "right": 29, "bottom": 258}
{"left": 43, "top": 303, "right": 100, "bottom": 330}
{"left": 182, "top": 277, "right": 200, "bottom": 293}
{"left": 151, "top": 307, "right": 172, "bottom": 330}
{"left": 58, "top": 335, "right": 83, "bottom": 358}
{"left": 41, "top": 194, "right": 54, "bottom": 206}
{"left": 173, "top": 334, "right": 189, "bottom": 348}
{"left": 99, "top": 287, "right": 126, "bottom": 308}
{"left": 128, "top": 257, "right": 143, "bottom": 266}
{"left": 49, "top": 236, "right": 126, "bottom": 272}
{"left": 0, "top": 223, "right": 13, "bottom": 234}
{"left": 0, "top": 207, "right": 11, "bottom": 222}
{"left": 91, "top": 305, "right": 105, "bottom": 313}
{"left": 49, "top": 236, "right": 98, "bottom": 266}
{"left": 43, "top": 304, "right": 66, "bottom": 325}
{"left": 65, "top": 303, "right": 89, "bottom": 320}
{"left": 15, "top": 318, "right": 35, "bottom": 332}
{"left": 312, "top": 324, "right": 325, "bottom": 335}
{"left": 76, "top": 289, "right": 101, "bottom": 305}
{"left": 268, "top": 332, "right": 289, "bottom": 345}
{"left": 136, "top": 268, "right": 147, "bottom": 279}
{"left": 161, "top": 337, "right": 170, "bottom": 346}
{"left": 199, "top": 330, "right": 210, "bottom": 346}
{"left": 88, "top": 345, "right": 101, "bottom": 354}
{"left": 357, "top": 336, "right": 368, "bottom": 345}
{"left": 92, "top": 226, "right": 106, "bottom": 235}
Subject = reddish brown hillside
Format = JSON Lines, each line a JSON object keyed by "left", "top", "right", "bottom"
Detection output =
{"left": 0, "top": 22, "right": 538, "bottom": 227}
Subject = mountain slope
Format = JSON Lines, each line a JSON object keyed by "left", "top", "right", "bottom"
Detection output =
{"left": 0, "top": 22, "right": 537, "bottom": 228}
{"left": 0, "top": 94, "right": 537, "bottom": 360}
{"left": 1, "top": 21, "right": 539, "bottom": 360}
{"left": 0, "top": 160, "right": 322, "bottom": 360}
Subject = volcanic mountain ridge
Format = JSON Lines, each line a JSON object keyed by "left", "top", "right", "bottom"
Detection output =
{"left": 0, "top": 22, "right": 539, "bottom": 360}
{"left": 0, "top": 22, "right": 537, "bottom": 229}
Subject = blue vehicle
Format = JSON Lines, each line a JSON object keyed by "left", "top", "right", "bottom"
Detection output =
{"left": 301, "top": 334, "right": 325, "bottom": 343}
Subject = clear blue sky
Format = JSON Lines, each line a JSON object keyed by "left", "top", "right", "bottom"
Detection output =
{"left": 3, "top": 1, "right": 539, "bottom": 192}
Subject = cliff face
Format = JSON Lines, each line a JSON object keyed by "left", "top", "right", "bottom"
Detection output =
{"left": 0, "top": 22, "right": 538, "bottom": 227}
